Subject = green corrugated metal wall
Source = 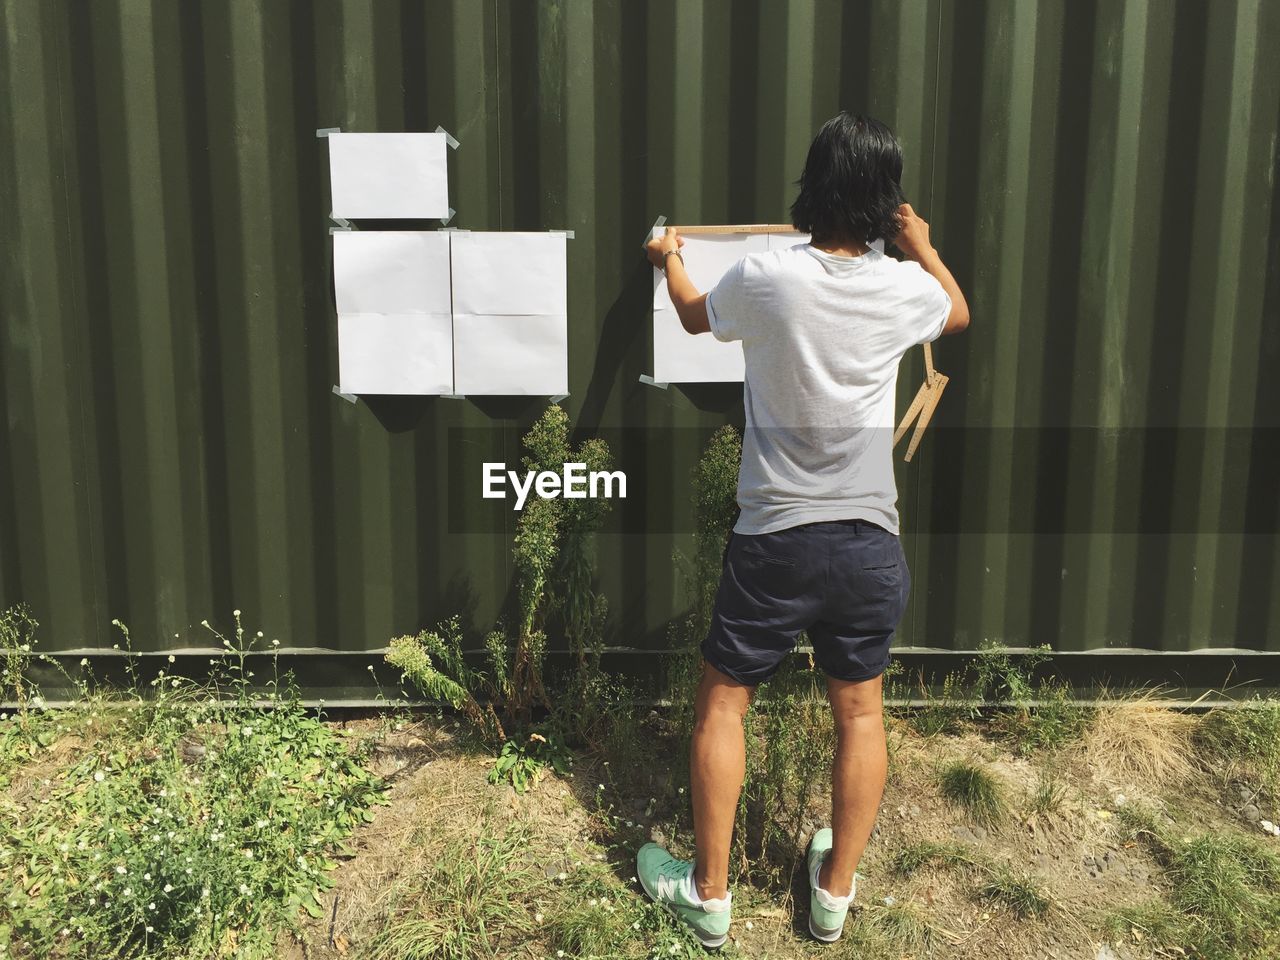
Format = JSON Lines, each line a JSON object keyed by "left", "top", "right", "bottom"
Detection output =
{"left": 2, "top": 1, "right": 1278, "bottom": 684}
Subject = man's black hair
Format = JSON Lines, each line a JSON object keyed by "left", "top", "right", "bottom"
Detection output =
{"left": 790, "top": 112, "right": 906, "bottom": 245}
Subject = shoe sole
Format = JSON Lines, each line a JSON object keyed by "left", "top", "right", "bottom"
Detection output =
{"left": 808, "top": 913, "right": 844, "bottom": 943}
{"left": 637, "top": 872, "right": 728, "bottom": 949}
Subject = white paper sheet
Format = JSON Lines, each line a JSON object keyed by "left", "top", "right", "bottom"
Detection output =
{"left": 338, "top": 313, "right": 454, "bottom": 395}
{"left": 651, "top": 229, "right": 817, "bottom": 382}
{"left": 453, "top": 314, "right": 568, "bottom": 395}
{"left": 327, "top": 132, "right": 449, "bottom": 219}
{"left": 768, "top": 230, "right": 812, "bottom": 251}
{"left": 450, "top": 232, "right": 568, "bottom": 316}
{"left": 652, "top": 230, "right": 794, "bottom": 383}
{"left": 333, "top": 231, "right": 452, "bottom": 315}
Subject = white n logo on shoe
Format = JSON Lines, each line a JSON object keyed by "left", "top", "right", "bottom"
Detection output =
{"left": 656, "top": 873, "right": 684, "bottom": 903}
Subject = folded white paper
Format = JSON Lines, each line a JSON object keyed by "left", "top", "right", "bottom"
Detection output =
{"left": 651, "top": 229, "right": 810, "bottom": 383}
{"left": 450, "top": 232, "right": 568, "bottom": 316}
{"left": 338, "top": 313, "right": 454, "bottom": 395}
{"left": 328, "top": 132, "right": 449, "bottom": 219}
{"left": 453, "top": 314, "right": 568, "bottom": 395}
{"left": 333, "top": 231, "right": 452, "bottom": 315}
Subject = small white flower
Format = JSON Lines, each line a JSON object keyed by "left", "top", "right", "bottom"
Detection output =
{"left": 745, "top": 920, "right": 754, "bottom": 930}
{"left": 557, "top": 871, "right": 567, "bottom": 881}
{"left": 534, "top": 912, "right": 543, "bottom": 922}
{"left": 94, "top": 771, "right": 105, "bottom": 782}
{"left": 145, "top": 926, "right": 153, "bottom": 933}
{"left": 233, "top": 609, "right": 241, "bottom": 617}
{"left": 122, "top": 887, "right": 133, "bottom": 897}
{"left": 167, "top": 655, "right": 176, "bottom": 664}
{"left": 115, "top": 865, "right": 127, "bottom": 875}
{"left": 80, "top": 658, "right": 89, "bottom": 667}
{"left": 239, "top": 884, "right": 250, "bottom": 895}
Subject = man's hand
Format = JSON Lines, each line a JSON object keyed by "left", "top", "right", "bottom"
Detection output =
{"left": 892, "top": 203, "right": 934, "bottom": 262}
{"left": 891, "top": 202, "right": 970, "bottom": 335}
{"left": 646, "top": 226, "right": 685, "bottom": 269}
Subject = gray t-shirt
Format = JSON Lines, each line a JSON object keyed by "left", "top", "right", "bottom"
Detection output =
{"left": 705, "top": 242, "right": 950, "bottom": 536}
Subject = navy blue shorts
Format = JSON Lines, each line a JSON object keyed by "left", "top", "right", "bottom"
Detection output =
{"left": 700, "top": 518, "right": 910, "bottom": 685}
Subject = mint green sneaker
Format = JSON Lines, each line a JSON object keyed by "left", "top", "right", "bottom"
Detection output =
{"left": 806, "top": 829, "right": 855, "bottom": 942}
{"left": 636, "top": 843, "right": 732, "bottom": 948}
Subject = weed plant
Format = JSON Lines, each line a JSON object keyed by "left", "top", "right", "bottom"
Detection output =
{"left": 0, "top": 611, "right": 388, "bottom": 960}
{"left": 387, "top": 405, "right": 621, "bottom": 787}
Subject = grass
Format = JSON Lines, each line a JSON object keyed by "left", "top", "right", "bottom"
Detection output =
{"left": 1103, "top": 899, "right": 1191, "bottom": 950}
{"left": 0, "top": 613, "right": 389, "bottom": 960}
{"left": 891, "top": 840, "right": 982, "bottom": 877}
{"left": 1197, "top": 697, "right": 1280, "bottom": 797}
{"left": 1027, "top": 770, "right": 1067, "bottom": 816}
{"left": 365, "top": 824, "right": 543, "bottom": 960}
{"left": 845, "top": 899, "right": 938, "bottom": 956}
{"left": 1115, "top": 799, "right": 1280, "bottom": 959}
{"left": 8, "top": 599, "right": 1280, "bottom": 960}
{"left": 1077, "top": 688, "right": 1199, "bottom": 787}
{"left": 900, "top": 670, "right": 974, "bottom": 738}
{"left": 979, "top": 867, "right": 1050, "bottom": 919}
{"left": 1162, "top": 834, "right": 1280, "bottom": 959}
{"left": 937, "top": 760, "right": 1007, "bottom": 826}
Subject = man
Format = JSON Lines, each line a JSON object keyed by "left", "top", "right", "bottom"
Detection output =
{"left": 636, "top": 112, "right": 970, "bottom": 947}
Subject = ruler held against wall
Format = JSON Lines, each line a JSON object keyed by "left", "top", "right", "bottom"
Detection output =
{"left": 658, "top": 222, "right": 949, "bottom": 461}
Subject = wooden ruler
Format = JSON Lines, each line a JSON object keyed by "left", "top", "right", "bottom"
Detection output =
{"left": 892, "top": 341, "right": 948, "bottom": 462}
{"left": 663, "top": 223, "right": 801, "bottom": 234}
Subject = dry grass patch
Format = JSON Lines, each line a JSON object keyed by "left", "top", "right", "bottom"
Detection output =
{"left": 1074, "top": 688, "right": 1199, "bottom": 789}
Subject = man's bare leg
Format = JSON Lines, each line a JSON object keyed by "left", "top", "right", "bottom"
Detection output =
{"left": 818, "top": 673, "right": 887, "bottom": 897}
{"left": 690, "top": 659, "right": 753, "bottom": 901}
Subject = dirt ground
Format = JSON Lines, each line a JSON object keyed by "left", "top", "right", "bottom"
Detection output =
{"left": 275, "top": 707, "right": 1272, "bottom": 960}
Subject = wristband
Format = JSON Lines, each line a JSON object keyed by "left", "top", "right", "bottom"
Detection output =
{"left": 662, "top": 249, "right": 684, "bottom": 271}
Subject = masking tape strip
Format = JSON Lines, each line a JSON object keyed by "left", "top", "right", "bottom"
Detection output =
{"left": 316, "top": 126, "right": 341, "bottom": 138}
{"left": 638, "top": 374, "right": 669, "bottom": 390}
{"left": 642, "top": 214, "right": 667, "bottom": 249}
{"left": 550, "top": 393, "right": 569, "bottom": 403}
{"left": 331, "top": 385, "right": 358, "bottom": 404}
{"left": 434, "top": 125, "right": 460, "bottom": 149}
{"left": 439, "top": 207, "right": 456, "bottom": 226}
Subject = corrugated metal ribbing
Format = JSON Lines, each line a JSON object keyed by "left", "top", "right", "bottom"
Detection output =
{"left": 0, "top": 0, "right": 1277, "bottom": 665}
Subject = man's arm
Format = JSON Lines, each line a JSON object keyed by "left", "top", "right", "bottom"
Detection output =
{"left": 646, "top": 227, "right": 710, "bottom": 334}
{"left": 893, "top": 203, "right": 970, "bottom": 336}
